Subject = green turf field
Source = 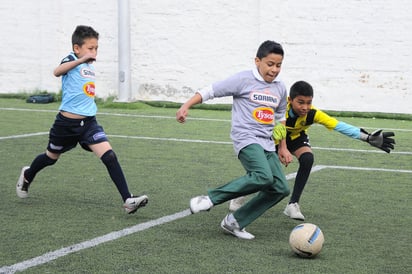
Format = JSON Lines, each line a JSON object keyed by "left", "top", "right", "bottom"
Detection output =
{"left": 0, "top": 98, "right": 411, "bottom": 273}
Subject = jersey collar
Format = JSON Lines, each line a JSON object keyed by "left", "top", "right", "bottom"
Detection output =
{"left": 253, "top": 67, "right": 281, "bottom": 83}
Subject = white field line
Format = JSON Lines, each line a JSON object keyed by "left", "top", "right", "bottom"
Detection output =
{"left": 0, "top": 210, "right": 192, "bottom": 274}
{"left": 1, "top": 164, "right": 410, "bottom": 273}
{"left": 316, "top": 164, "right": 412, "bottom": 173}
{"left": 0, "top": 132, "right": 49, "bottom": 140}
{"left": 1, "top": 107, "right": 412, "bottom": 130}
{"left": 1, "top": 132, "right": 411, "bottom": 155}
{"left": 0, "top": 107, "right": 231, "bottom": 122}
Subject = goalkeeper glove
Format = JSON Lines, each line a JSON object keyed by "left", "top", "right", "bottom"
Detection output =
{"left": 273, "top": 123, "right": 287, "bottom": 141}
{"left": 359, "top": 128, "right": 395, "bottom": 153}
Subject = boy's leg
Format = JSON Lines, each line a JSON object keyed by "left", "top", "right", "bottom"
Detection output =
{"left": 99, "top": 147, "right": 148, "bottom": 214}
{"left": 284, "top": 146, "right": 313, "bottom": 220}
{"left": 99, "top": 148, "right": 132, "bottom": 201}
{"left": 233, "top": 151, "right": 289, "bottom": 229}
{"left": 283, "top": 136, "right": 313, "bottom": 220}
{"left": 25, "top": 152, "right": 59, "bottom": 182}
{"left": 16, "top": 152, "right": 58, "bottom": 198}
{"left": 289, "top": 152, "right": 314, "bottom": 203}
{"left": 208, "top": 144, "right": 275, "bottom": 205}
{"left": 85, "top": 119, "right": 148, "bottom": 213}
{"left": 86, "top": 125, "right": 133, "bottom": 202}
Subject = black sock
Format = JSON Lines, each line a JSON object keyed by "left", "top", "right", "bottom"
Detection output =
{"left": 25, "top": 153, "right": 57, "bottom": 183}
{"left": 289, "top": 152, "right": 314, "bottom": 204}
{"left": 101, "top": 150, "right": 131, "bottom": 201}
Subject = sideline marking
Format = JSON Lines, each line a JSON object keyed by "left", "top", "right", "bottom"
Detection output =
{"left": 317, "top": 164, "right": 412, "bottom": 173}
{"left": 1, "top": 132, "right": 411, "bottom": 155}
{"left": 0, "top": 210, "right": 192, "bottom": 274}
{"left": 1, "top": 107, "right": 412, "bottom": 130}
{"left": 0, "top": 132, "right": 48, "bottom": 140}
{"left": 0, "top": 107, "right": 231, "bottom": 122}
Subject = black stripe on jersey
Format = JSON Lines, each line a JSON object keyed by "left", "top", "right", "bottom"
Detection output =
{"left": 286, "top": 109, "right": 317, "bottom": 128}
{"left": 306, "top": 109, "right": 316, "bottom": 125}
{"left": 60, "top": 54, "right": 75, "bottom": 64}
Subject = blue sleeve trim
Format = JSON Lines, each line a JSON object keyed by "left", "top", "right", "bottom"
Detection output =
{"left": 334, "top": 121, "right": 360, "bottom": 139}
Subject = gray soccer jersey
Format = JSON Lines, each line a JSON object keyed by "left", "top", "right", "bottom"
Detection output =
{"left": 198, "top": 68, "right": 287, "bottom": 155}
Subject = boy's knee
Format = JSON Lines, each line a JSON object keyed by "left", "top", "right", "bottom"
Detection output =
{"left": 255, "top": 170, "right": 273, "bottom": 186}
{"left": 101, "top": 149, "right": 117, "bottom": 167}
{"left": 299, "top": 152, "right": 314, "bottom": 168}
{"left": 276, "top": 181, "right": 290, "bottom": 197}
{"left": 43, "top": 152, "right": 58, "bottom": 166}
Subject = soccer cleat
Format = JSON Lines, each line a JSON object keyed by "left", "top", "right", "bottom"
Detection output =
{"left": 220, "top": 213, "right": 255, "bottom": 240}
{"left": 123, "top": 195, "right": 149, "bottom": 214}
{"left": 16, "top": 166, "right": 30, "bottom": 198}
{"left": 283, "top": 202, "right": 305, "bottom": 221}
{"left": 229, "top": 196, "right": 247, "bottom": 211}
{"left": 189, "top": 195, "right": 213, "bottom": 214}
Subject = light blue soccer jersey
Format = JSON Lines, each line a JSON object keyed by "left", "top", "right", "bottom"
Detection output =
{"left": 58, "top": 53, "right": 97, "bottom": 116}
{"left": 198, "top": 68, "right": 287, "bottom": 155}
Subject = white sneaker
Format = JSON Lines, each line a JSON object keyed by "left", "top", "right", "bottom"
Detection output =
{"left": 189, "top": 195, "right": 213, "bottom": 214}
{"left": 16, "top": 166, "right": 30, "bottom": 198}
{"left": 123, "top": 195, "right": 148, "bottom": 214}
{"left": 283, "top": 202, "right": 305, "bottom": 221}
{"left": 229, "top": 196, "right": 247, "bottom": 211}
{"left": 220, "top": 213, "right": 255, "bottom": 240}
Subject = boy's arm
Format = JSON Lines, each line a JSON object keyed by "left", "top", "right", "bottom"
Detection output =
{"left": 273, "top": 121, "right": 293, "bottom": 166}
{"left": 54, "top": 59, "right": 82, "bottom": 77}
{"left": 54, "top": 53, "right": 96, "bottom": 77}
{"left": 315, "top": 109, "right": 395, "bottom": 153}
{"left": 277, "top": 138, "right": 293, "bottom": 166}
{"left": 334, "top": 121, "right": 395, "bottom": 153}
{"left": 176, "top": 93, "right": 203, "bottom": 123}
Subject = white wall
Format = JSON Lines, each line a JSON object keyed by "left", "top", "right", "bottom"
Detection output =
{"left": 0, "top": 0, "right": 410, "bottom": 114}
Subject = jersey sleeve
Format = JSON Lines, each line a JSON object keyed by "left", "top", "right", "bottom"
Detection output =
{"left": 313, "top": 108, "right": 339, "bottom": 130}
{"left": 197, "top": 85, "right": 214, "bottom": 102}
{"left": 314, "top": 108, "right": 361, "bottom": 139}
{"left": 334, "top": 121, "right": 361, "bottom": 139}
{"left": 199, "top": 72, "right": 245, "bottom": 102}
{"left": 274, "top": 81, "right": 287, "bottom": 122}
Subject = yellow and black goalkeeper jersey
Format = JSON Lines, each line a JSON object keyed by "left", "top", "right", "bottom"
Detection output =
{"left": 285, "top": 103, "right": 339, "bottom": 141}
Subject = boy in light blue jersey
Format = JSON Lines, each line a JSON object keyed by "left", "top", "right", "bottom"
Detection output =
{"left": 16, "top": 25, "right": 148, "bottom": 214}
{"left": 231, "top": 80, "right": 396, "bottom": 220}
{"left": 176, "top": 41, "right": 292, "bottom": 239}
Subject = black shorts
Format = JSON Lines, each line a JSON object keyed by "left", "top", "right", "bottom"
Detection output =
{"left": 47, "top": 113, "right": 109, "bottom": 154}
{"left": 286, "top": 132, "right": 311, "bottom": 153}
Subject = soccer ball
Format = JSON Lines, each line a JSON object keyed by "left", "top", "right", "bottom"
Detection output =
{"left": 289, "top": 223, "right": 324, "bottom": 258}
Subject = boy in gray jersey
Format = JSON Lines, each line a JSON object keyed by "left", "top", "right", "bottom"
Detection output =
{"left": 176, "top": 40, "right": 292, "bottom": 239}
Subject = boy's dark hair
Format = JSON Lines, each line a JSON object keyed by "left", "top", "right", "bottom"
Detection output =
{"left": 256, "top": 40, "right": 284, "bottom": 59}
{"left": 289, "top": 81, "right": 314, "bottom": 99}
{"left": 72, "top": 25, "right": 99, "bottom": 47}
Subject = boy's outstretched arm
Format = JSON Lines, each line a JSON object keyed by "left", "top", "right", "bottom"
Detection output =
{"left": 334, "top": 121, "right": 395, "bottom": 153}
{"left": 176, "top": 93, "right": 202, "bottom": 123}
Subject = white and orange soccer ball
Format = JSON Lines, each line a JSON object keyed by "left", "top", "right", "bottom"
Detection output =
{"left": 289, "top": 223, "right": 324, "bottom": 258}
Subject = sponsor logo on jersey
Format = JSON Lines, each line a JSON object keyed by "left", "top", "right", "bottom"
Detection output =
{"left": 81, "top": 68, "right": 95, "bottom": 78}
{"left": 83, "top": 82, "right": 95, "bottom": 97}
{"left": 250, "top": 91, "right": 279, "bottom": 107}
{"left": 252, "top": 107, "right": 274, "bottom": 124}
